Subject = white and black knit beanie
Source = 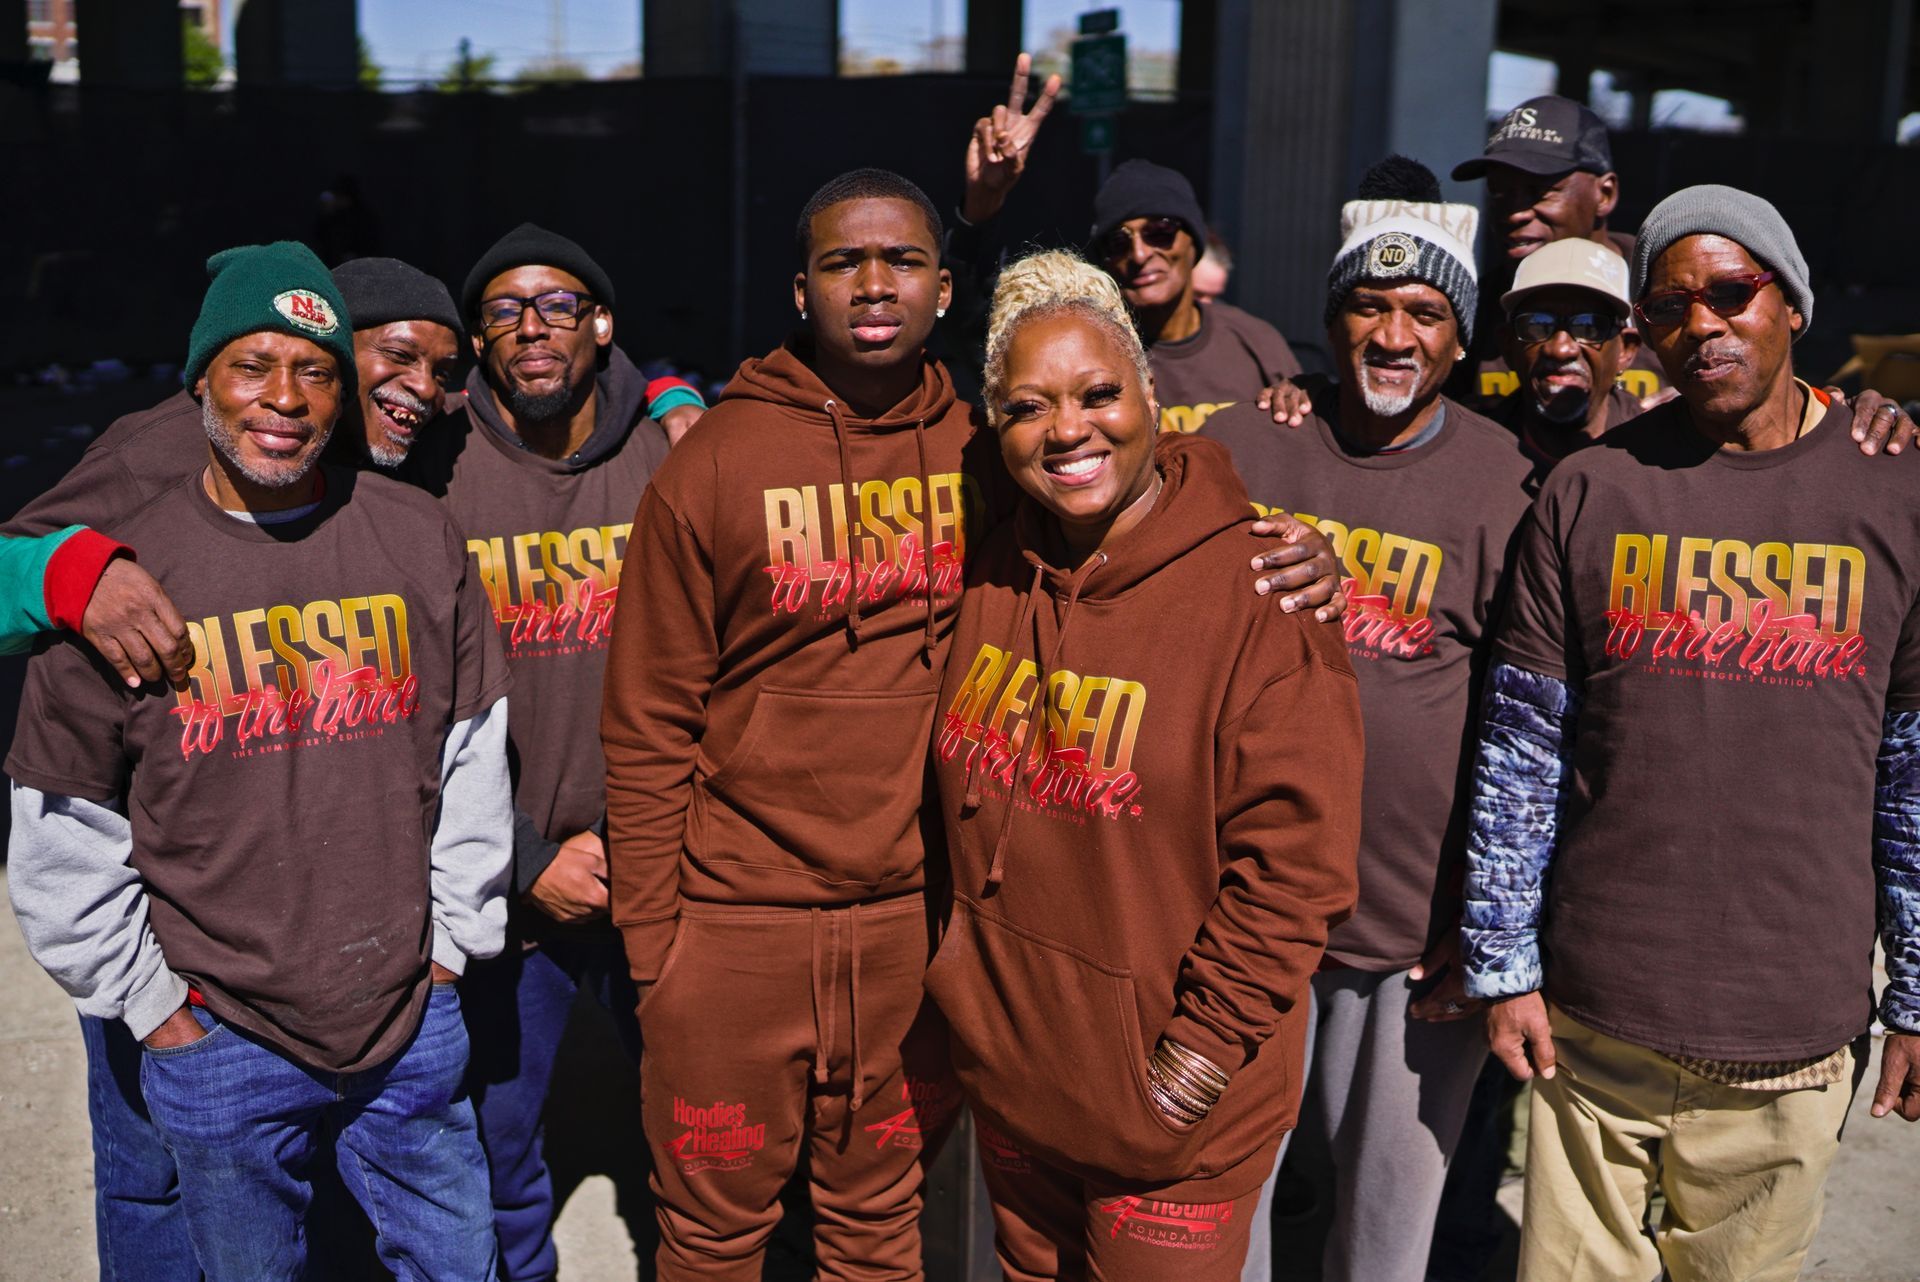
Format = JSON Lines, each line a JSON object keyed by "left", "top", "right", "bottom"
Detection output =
{"left": 1324, "top": 199, "right": 1481, "bottom": 345}
{"left": 1632, "top": 184, "right": 1811, "bottom": 340}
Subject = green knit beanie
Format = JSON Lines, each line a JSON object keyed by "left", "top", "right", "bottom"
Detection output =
{"left": 182, "top": 242, "right": 357, "bottom": 393}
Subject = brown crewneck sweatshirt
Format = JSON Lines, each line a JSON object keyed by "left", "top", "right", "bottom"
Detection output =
{"left": 601, "top": 338, "right": 1007, "bottom": 982}
{"left": 925, "top": 435, "right": 1364, "bottom": 1196}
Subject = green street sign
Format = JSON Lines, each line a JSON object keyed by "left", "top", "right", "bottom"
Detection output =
{"left": 1080, "top": 115, "right": 1115, "bottom": 154}
{"left": 1070, "top": 33, "right": 1126, "bottom": 115}
{"left": 1079, "top": 8, "right": 1120, "bottom": 35}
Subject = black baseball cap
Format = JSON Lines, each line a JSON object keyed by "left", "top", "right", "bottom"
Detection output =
{"left": 1451, "top": 95, "right": 1614, "bottom": 181}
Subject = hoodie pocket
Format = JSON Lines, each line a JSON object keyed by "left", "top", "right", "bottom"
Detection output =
{"left": 924, "top": 900, "right": 1202, "bottom": 1185}
{"left": 694, "top": 685, "right": 939, "bottom": 889}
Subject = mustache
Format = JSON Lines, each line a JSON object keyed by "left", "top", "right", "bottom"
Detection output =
{"left": 372, "top": 384, "right": 432, "bottom": 416}
{"left": 1684, "top": 342, "right": 1745, "bottom": 376}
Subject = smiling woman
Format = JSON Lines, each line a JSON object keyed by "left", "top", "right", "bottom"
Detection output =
{"left": 924, "top": 249, "right": 1365, "bottom": 1280}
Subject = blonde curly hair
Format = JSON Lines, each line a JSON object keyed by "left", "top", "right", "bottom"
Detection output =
{"left": 982, "top": 250, "right": 1152, "bottom": 426}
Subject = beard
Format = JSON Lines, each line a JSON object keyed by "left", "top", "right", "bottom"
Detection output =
{"left": 363, "top": 384, "right": 432, "bottom": 467}
{"left": 203, "top": 396, "right": 322, "bottom": 490}
{"left": 1357, "top": 349, "right": 1432, "bottom": 419}
{"left": 502, "top": 369, "right": 579, "bottom": 426}
{"left": 1530, "top": 362, "right": 1593, "bottom": 424}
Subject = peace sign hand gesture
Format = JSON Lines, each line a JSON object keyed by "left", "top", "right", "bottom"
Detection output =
{"left": 963, "top": 52, "right": 1063, "bottom": 224}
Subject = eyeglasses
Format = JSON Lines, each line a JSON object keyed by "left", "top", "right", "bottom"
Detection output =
{"left": 1099, "top": 217, "right": 1182, "bottom": 261}
{"left": 1510, "top": 310, "right": 1625, "bottom": 346}
{"left": 478, "top": 290, "right": 597, "bottom": 331}
{"left": 1635, "top": 272, "right": 1775, "bottom": 329}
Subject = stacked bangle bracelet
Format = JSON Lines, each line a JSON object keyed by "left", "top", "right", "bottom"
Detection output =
{"left": 1146, "top": 1036, "right": 1229, "bottom": 1127}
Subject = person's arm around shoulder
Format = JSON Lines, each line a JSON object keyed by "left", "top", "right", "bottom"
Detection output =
{"left": 646, "top": 376, "right": 708, "bottom": 447}
{"left": 601, "top": 472, "right": 721, "bottom": 989}
{"left": 0, "top": 527, "right": 192, "bottom": 688}
{"left": 1154, "top": 611, "right": 1364, "bottom": 1122}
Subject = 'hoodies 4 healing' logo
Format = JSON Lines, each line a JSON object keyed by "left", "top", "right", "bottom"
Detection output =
{"left": 1602, "top": 534, "right": 1869, "bottom": 684}
{"left": 938, "top": 643, "right": 1147, "bottom": 821}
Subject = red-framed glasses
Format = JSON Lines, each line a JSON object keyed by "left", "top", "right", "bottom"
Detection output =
{"left": 1635, "top": 271, "right": 1776, "bottom": 328}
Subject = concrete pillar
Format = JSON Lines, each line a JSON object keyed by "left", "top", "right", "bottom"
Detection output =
{"left": 644, "top": 0, "right": 836, "bottom": 77}
{"left": 965, "top": 0, "right": 1021, "bottom": 77}
{"left": 1805, "top": 0, "right": 1909, "bottom": 140}
{"left": 0, "top": 0, "right": 25, "bottom": 63}
{"left": 1178, "top": 0, "right": 1217, "bottom": 95}
{"left": 72, "top": 0, "right": 181, "bottom": 87}
{"left": 233, "top": 0, "right": 357, "bottom": 88}
{"left": 1210, "top": 0, "right": 1496, "bottom": 342}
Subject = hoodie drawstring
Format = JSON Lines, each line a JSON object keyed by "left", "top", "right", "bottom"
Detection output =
{"left": 983, "top": 553, "right": 1105, "bottom": 890}
{"left": 826, "top": 398, "right": 866, "bottom": 650}
{"left": 809, "top": 907, "right": 830, "bottom": 1090}
{"left": 848, "top": 909, "right": 865, "bottom": 1111}
{"left": 913, "top": 419, "right": 938, "bottom": 661}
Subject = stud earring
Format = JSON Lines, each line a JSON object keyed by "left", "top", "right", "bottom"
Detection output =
{"left": 937, "top": 307, "right": 947, "bottom": 318}
{"left": 800, "top": 310, "right": 807, "bottom": 320}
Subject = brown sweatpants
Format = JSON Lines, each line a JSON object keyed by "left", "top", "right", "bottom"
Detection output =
{"left": 638, "top": 892, "right": 959, "bottom": 1281}
{"left": 976, "top": 1119, "right": 1259, "bottom": 1282}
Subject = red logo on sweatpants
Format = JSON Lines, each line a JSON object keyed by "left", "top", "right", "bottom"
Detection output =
{"left": 974, "top": 1118, "right": 1032, "bottom": 1173}
{"left": 1097, "top": 1196, "right": 1234, "bottom": 1250}
{"left": 863, "top": 1073, "right": 961, "bottom": 1150}
{"left": 667, "top": 1097, "right": 767, "bottom": 1173}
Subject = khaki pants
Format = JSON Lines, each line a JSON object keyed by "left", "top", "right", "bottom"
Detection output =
{"left": 1521, "top": 1005, "right": 1864, "bottom": 1282}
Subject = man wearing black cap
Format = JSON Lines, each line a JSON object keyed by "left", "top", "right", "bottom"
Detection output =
{"left": 403, "top": 222, "right": 675, "bottom": 1281}
{"left": 953, "top": 57, "right": 1300, "bottom": 433}
{"left": 1446, "top": 95, "right": 1666, "bottom": 410}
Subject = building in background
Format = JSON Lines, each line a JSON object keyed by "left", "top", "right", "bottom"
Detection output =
{"left": 24, "top": 0, "right": 219, "bottom": 83}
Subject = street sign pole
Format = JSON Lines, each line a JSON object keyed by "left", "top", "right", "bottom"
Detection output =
{"left": 1070, "top": 9, "right": 1125, "bottom": 181}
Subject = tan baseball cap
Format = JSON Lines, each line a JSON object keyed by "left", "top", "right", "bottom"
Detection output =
{"left": 1500, "top": 237, "right": 1632, "bottom": 318}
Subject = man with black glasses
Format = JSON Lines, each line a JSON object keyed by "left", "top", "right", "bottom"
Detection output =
{"left": 402, "top": 223, "right": 675, "bottom": 1281}
{"left": 1484, "top": 237, "right": 1644, "bottom": 487}
{"left": 952, "top": 58, "right": 1299, "bottom": 433}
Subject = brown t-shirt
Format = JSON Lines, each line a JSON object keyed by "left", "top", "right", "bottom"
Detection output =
{"left": 3, "top": 392, "right": 204, "bottom": 536}
{"left": 1201, "top": 397, "right": 1536, "bottom": 970}
{"left": 1486, "top": 383, "right": 1644, "bottom": 491}
{"left": 1152, "top": 302, "right": 1302, "bottom": 435}
{"left": 6, "top": 467, "right": 510, "bottom": 1072}
{"left": 1495, "top": 394, "right": 1920, "bottom": 1059}
{"left": 405, "top": 374, "right": 670, "bottom": 876}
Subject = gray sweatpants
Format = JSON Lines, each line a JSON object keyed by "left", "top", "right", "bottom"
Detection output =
{"left": 1263, "top": 967, "right": 1487, "bottom": 1282}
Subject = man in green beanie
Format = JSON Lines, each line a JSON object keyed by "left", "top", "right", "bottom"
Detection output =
{"left": 5, "top": 241, "right": 513, "bottom": 1280}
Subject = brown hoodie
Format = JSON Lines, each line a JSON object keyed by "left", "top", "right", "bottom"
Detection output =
{"left": 602, "top": 338, "right": 1007, "bottom": 982}
{"left": 923, "top": 435, "right": 1363, "bottom": 1197}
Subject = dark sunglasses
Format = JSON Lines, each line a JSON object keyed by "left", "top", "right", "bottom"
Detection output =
{"left": 1100, "top": 216, "right": 1183, "bottom": 261}
{"left": 1635, "top": 272, "right": 1775, "bottom": 329}
{"left": 1510, "top": 310, "right": 1625, "bottom": 346}
{"left": 478, "top": 290, "right": 597, "bottom": 332}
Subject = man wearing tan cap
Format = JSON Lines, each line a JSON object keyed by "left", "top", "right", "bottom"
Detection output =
{"left": 1487, "top": 237, "right": 1645, "bottom": 484}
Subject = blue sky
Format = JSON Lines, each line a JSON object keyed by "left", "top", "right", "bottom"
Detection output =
{"left": 342, "top": 0, "right": 1178, "bottom": 83}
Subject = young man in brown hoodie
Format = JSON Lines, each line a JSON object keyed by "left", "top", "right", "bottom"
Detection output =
{"left": 602, "top": 171, "right": 1344, "bottom": 1279}
{"left": 925, "top": 250, "right": 1363, "bottom": 1279}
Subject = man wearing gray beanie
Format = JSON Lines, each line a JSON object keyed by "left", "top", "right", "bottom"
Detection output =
{"left": 1463, "top": 183, "right": 1920, "bottom": 1281}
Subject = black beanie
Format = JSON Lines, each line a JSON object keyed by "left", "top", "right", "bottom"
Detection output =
{"left": 1089, "top": 160, "right": 1208, "bottom": 255}
{"left": 460, "top": 223, "right": 617, "bottom": 319}
{"left": 332, "top": 258, "right": 464, "bottom": 338}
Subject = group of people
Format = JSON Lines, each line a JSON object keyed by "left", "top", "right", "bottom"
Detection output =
{"left": 3, "top": 58, "right": 1918, "bottom": 1282}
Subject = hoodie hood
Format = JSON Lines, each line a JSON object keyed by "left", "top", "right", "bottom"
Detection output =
{"left": 1013, "top": 434, "right": 1256, "bottom": 600}
{"left": 721, "top": 333, "right": 957, "bottom": 433}
{"left": 464, "top": 344, "right": 653, "bottom": 472}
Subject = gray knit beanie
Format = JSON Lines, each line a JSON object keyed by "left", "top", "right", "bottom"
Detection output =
{"left": 1325, "top": 200, "right": 1480, "bottom": 346}
{"left": 1632, "top": 184, "right": 1811, "bottom": 339}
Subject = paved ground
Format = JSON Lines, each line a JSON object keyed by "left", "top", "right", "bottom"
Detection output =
{"left": 1, "top": 875, "right": 1916, "bottom": 1281}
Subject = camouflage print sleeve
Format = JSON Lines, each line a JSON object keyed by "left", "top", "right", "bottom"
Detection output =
{"left": 1875, "top": 708, "right": 1920, "bottom": 1035}
{"left": 1461, "top": 661, "right": 1579, "bottom": 1001}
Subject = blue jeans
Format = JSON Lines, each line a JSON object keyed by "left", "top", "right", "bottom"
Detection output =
{"left": 80, "top": 1014, "right": 200, "bottom": 1281}
{"left": 139, "top": 983, "right": 498, "bottom": 1282}
{"left": 462, "top": 930, "right": 642, "bottom": 1282}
